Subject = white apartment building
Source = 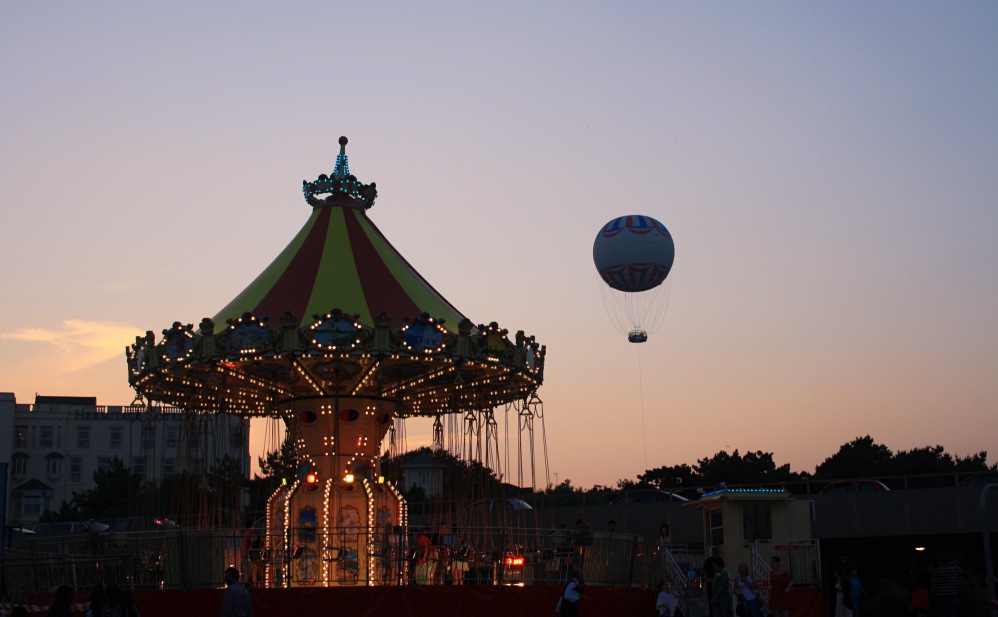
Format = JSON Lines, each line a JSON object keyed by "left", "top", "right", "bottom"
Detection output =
{"left": 1, "top": 393, "right": 251, "bottom": 526}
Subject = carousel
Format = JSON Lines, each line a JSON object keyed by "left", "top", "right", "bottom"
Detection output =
{"left": 125, "top": 137, "right": 546, "bottom": 587}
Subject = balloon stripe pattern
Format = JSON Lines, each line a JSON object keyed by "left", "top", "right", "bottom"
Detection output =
{"left": 593, "top": 215, "right": 675, "bottom": 293}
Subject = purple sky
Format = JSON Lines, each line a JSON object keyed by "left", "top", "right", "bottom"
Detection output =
{"left": 2, "top": 3, "right": 997, "bottom": 487}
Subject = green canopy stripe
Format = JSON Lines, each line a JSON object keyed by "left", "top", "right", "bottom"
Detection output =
{"left": 303, "top": 207, "right": 370, "bottom": 322}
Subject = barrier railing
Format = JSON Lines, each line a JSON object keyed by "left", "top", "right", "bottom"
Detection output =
{"left": 3, "top": 527, "right": 663, "bottom": 599}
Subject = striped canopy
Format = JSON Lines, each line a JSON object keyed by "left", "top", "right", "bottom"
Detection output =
{"left": 214, "top": 201, "right": 467, "bottom": 332}
{"left": 127, "top": 142, "right": 545, "bottom": 417}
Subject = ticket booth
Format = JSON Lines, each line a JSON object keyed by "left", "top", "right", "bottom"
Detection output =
{"left": 692, "top": 488, "right": 815, "bottom": 578}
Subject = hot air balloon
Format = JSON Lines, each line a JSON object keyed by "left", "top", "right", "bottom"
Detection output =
{"left": 593, "top": 214, "right": 675, "bottom": 343}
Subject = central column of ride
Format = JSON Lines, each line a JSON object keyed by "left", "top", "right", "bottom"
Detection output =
{"left": 273, "top": 396, "right": 403, "bottom": 587}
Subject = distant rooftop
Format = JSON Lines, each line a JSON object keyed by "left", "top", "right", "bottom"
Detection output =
{"left": 34, "top": 395, "right": 97, "bottom": 406}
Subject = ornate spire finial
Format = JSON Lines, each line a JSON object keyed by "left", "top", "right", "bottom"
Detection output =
{"left": 302, "top": 136, "right": 378, "bottom": 209}
{"left": 333, "top": 136, "right": 350, "bottom": 179}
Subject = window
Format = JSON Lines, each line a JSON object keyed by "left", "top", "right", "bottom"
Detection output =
{"left": 709, "top": 509, "right": 724, "bottom": 547}
{"left": 70, "top": 458, "right": 83, "bottom": 483}
{"left": 20, "top": 491, "right": 47, "bottom": 518}
{"left": 742, "top": 503, "right": 772, "bottom": 541}
{"left": 14, "top": 425, "right": 28, "bottom": 448}
{"left": 133, "top": 457, "right": 147, "bottom": 478}
{"left": 40, "top": 426, "right": 54, "bottom": 448}
{"left": 13, "top": 454, "right": 28, "bottom": 476}
{"left": 77, "top": 425, "right": 91, "bottom": 449}
{"left": 142, "top": 427, "right": 156, "bottom": 449}
{"left": 110, "top": 426, "right": 123, "bottom": 449}
{"left": 47, "top": 456, "right": 63, "bottom": 477}
{"left": 97, "top": 457, "right": 113, "bottom": 473}
{"left": 166, "top": 425, "right": 179, "bottom": 448}
{"left": 163, "top": 459, "right": 175, "bottom": 477}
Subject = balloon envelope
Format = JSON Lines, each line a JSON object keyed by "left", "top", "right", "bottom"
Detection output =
{"left": 593, "top": 215, "right": 674, "bottom": 292}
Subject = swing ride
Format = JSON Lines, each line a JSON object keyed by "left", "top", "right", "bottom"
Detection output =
{"left": 125, "top": 137, "right": 546, "bottom": 586}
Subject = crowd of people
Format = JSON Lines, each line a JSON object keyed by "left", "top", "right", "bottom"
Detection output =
{"left": 25, "top": 521, "right": 980, "bottom": 617}
{"left": 31, "top": 583, "right": 143, "bottom": 617}
{"left": 409, "top": 522, "right": 473, "bottom": 585}
{"left": 648, "top": 537, "right": 974, "bottom": 617}
{"left": 650, "top": 551, "right": 794, "bottom": 617}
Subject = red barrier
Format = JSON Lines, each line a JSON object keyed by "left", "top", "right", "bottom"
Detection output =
{"left": 784, "top": 587, "right": 823, "bottom": 617}
{"left": 8, "top": 585, "right": 820, "bottom": 617}
{"left": 131, "top": 586, "right": 655, "bottom": 617}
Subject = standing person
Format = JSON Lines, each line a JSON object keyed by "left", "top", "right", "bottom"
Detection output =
{"left": 933, "top": 559, "right": 961, "bottom": 617}
{"left": 769, "top": 556, "right": 793, "bottom": 617}
{"left": 381, "top": 523, "right": 406, "bottom": 585}
{"left": 386, "top": 525, "right": 408, "bottom": 585}
{"left": 47, "top": 585, "right": 74, "bottom": 617}
{"left": 449, "top": 530, "right": 470, "bottom": 586}
{"left": 908, "top": 568, "right": 931, "bottom": 617}
{"left": 247, "top": 524, "right": 265, "bottom": 588}
{"left": 117, "top": 592, "right": 141, "bottom": 617}
{"left": 435, "top": 522, "right": 456, "bottom": 585}
{"left": 707, "top": 557, "right": 733, "bottom": 617}
{"left": 832, "top": 569, "right": 852, "bottom": 617}
{"left": 105, "top": 584, "right": 122, "bottom": 617}
{"left": 703, "top": 548, "right": 723, "bottom": 617}
{"left": 221, "top": 567, "right": 252, "bottom": 617}
{"left": 734, "top": 563, "right": 763, "bottom": 617}
{"left": 413, "top": 528, "right": 433, "bottom": 585}
{"left": 555, "top": 570, "right": 584, "bottom": 617}
{"left": 572, "top": 519, "right": 590, "bottom": 571}
{"left": 84, "top": 585, "right": 107, "bottom": 617}
{"left": 657, "top": 524, "right": 673, "bottom": 579}
{"left": 849, "top": 568, "right": 864, "bottom": 616}
{"left": 656, "top": 580, "right": 680, "bottom": 617}
{"left": 657, "top": 524, "right": 673, "bottom": 551}
{"left": 240, "top": 522, "right": 254, "bottom": 585}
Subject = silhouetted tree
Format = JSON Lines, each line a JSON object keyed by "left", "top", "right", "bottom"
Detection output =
{"left": 814, "top": 436, "right": 893, "bottom": 478}
{"left": 954, "top": 451, "right": 994, "bottom": 472}
{"left": 65, "top": 457, "right": 145, "bottom": 520}
{"left": 257, "top": 437, "right": 299, "bottom": 483}
{"left": 639, "top": 463, "right": 698, "bottom": 491}
{"left": 696, "top": 449, "right": 798, "bottom": 486}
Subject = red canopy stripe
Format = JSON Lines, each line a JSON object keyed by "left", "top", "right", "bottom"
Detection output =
{"left": 252, "top": 206, "right": 332, "bottom": 322}
{"left": 343, "top": 208, "right": 422, "bottom": 324}
{"left": 351, "top": 211, "right": 468, "bottom": 331}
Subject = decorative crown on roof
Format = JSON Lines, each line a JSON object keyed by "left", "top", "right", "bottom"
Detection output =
{"left": 302, "top": 136, "right": 378, "bottom": 209}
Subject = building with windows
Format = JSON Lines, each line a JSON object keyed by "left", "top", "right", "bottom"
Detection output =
{"left": 1, "top": 393, "right": 251, "bottom": 526}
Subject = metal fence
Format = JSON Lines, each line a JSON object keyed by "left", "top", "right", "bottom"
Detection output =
{"left": 3, "top": 526, "right": 667, "bottom": 600}
{"left": 647, "top": 544, "right": 709, "bottom": 617}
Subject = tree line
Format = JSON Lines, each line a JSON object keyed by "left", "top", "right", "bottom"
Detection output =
{"left": 39, "top": 435, "right": 994, "bottom": 526}
{"left": 539, "top": 435, "right": 995, "bottom": 502}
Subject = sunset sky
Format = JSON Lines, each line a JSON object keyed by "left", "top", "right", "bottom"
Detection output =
{"left": 2, "top": 3, "right": 997, "bottom": 488}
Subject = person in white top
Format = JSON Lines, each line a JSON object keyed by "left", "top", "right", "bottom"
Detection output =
{"left": 555, "top": 570, "right": 584, "bottom": 617}
{"left": 735, "top": 562, "right": 764, "bottom": 617}
{"left": 656, "top": 580, "right": 680, "bottom": 617}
